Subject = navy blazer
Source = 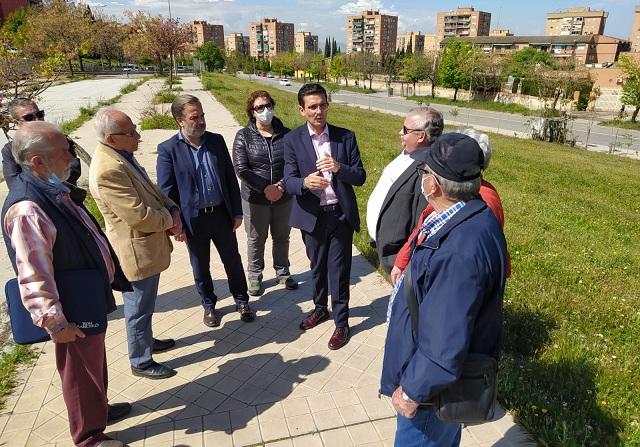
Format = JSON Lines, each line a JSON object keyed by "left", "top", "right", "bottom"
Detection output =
{"left": 283, "top": 124, "right": 366, "bottom": 233}
{"left": 156, "top": 131, "right": 242, "bottom": 234}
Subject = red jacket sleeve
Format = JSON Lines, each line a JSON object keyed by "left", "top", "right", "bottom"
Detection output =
{"left": 480, "top": 180, "right": 511, "bottom": 277}
{"left": 394, "top": 205, "right": 433, "bottom": 271}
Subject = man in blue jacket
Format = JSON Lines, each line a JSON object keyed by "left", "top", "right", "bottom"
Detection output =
{"left": 380, "top": 133, "right": 507, "bottom": 446}
{"left": 157, "top": 94, "right": 254, "bottom": 328}
{"left": 283, "top": 84, "right": 366, "bottom": 350}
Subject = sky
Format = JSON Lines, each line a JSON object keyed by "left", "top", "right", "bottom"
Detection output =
{"left": 86, "top": 0, "right": 637, "bottom": 48}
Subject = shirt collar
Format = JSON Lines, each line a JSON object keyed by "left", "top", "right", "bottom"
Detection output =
{"left": 178, "top": 130, "right": 205, "bottom": 150}
{"left": 307, "top": 123, "right": 329, "bottom": 139}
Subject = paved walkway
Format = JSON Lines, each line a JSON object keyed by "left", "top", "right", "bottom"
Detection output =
{"left": 0, "top": 76, "right": 536, "bottom": 446}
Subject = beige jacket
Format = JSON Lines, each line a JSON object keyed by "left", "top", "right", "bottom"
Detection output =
{"left": 89, "top": 143, "right": 176, "bottom": 281}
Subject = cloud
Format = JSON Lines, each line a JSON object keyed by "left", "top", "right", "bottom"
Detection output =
{"left": 337, "top": 0, "right": 385, "bottom": 15}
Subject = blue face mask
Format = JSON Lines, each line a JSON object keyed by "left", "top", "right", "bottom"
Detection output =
{"left": 47, "top": 174, "right": 64, "bottom": 186}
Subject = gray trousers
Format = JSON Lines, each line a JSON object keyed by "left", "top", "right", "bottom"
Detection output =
{"left": 242, "top": 199, "right": 293, "bottom": 281}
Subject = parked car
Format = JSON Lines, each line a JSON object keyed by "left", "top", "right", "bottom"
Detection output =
{"left": 267, "top": 73, "right": 275, "bottom": 78}
{"left": 279, "top": 78, "right": 291, "bottom": 86}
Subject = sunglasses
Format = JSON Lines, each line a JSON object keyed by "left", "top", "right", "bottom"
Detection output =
{"left": 253, "top": 103, "right": 273, "bottom": 113}
{"left": 402, "top": 125, "right": 425, "bottom": 135}
{"left": 21, "top": 110, "right": 45, "bottom": 122}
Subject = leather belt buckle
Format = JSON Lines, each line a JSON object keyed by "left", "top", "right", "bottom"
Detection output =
{"left": 200, "top": 206, "right": 215, "bottom": 214}
{"left": 320, "top": 204, "right": 340, "bottom": 213}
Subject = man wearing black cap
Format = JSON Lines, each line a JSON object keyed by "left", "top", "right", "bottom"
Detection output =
{"left": 379, "top": 133, "right": 508, "bottom": 445}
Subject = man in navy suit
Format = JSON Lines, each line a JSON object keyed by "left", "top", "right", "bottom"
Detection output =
{"left": 157, "top": 94, "right": 254, "bottom": 327}
{"left": 283, "top": 84, "right": 366, "bottom": 350}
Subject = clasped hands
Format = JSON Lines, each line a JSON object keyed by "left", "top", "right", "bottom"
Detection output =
{"left": 264, "top": 183, "right": 284, "bottom": 202}
{"left": 304, "top": 154, "right": 340, "bottom": 190}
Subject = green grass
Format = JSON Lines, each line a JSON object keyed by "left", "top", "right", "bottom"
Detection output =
{"left": 139, "top": 109, "right": 178, "bottom": 130}
{"left": 84, "top": 193, "right": 104, "bottom": 229}
{"left": 323, "top": 81, "right": 377, "bottom": 94}
{"left": 408, "top": 95, "right": 537, "bottom": 115}
{"left": 202, "top": 72, "right": 640, "bottom": 446}
{"left": 0, "top": 344, "right": 35, "bottom": 410}
{"left": 153, "top": 90, "right": 178, "bottom": 104}
{"left": 599, "top": 119, "right": 640, "bottom": 131}
{"left": 60, "top": 77, "right": 150, "bottom": 134}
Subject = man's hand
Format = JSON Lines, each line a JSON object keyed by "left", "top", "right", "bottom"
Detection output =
{"left": 264, "top": 184, "right": 283, "bottom": 202}
{"left": 390, "top": 266, "right": 403, "bottom": 286}
{"left": 316, "top": 154, "right": 341, "bottom": 173}
{"left": 304, "top": 171, "right": 331, "bottom": 190}
{"left": 174, "top": 231, "right": 186, "bottom": 242}
{"left": 391, "top": 386, "right": 419, "bottom": 419}
{"left": 232, "top": 217, "right": 242, "bottom": 231}
{"left": 51, "top": 323, "right": 85, "bottom": 343}
{"left": 169, "top": 209, "right": 183, "bottom": 236}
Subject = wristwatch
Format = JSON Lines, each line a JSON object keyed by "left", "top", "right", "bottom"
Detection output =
{"left": 401, "top": 391, "right": 412, "bottom": 402}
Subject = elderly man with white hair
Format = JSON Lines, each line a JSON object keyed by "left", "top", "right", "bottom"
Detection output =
{"left": 89, "top": 107, "right": 182, "bottom": 380}
{"left": 1, "top": 121, "right": 132, "bottom": 447}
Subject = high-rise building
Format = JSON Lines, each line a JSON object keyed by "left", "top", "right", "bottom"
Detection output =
{"left": 249, "top": 18, "right": 295, "bottom": 60}
{"left": 346, "top": 10, "right": 398, "bottom": 55}
{"left": 225, "top": 33, "right": 250, "bottom": 56}
{"left": 436, "top": 7, "right": 491, "bottom": 44}
{"left": 191, "top": 21, "right": 225, "bottom": 49}
{"left": 545, "top": 7, "right": 607, "bottom": 36}
{"left": 0, "top": 0, "right": 40, "bottom": 26}
{"left": 396, "top": 31, "right": 425, "bottom": 54}
{"left": 423, "top": 34, "right": 439, "bottom": 53}
{"left": 295, "top": 32, "right": 319, "bottom": 54}
{"left": 630, "top": 6, "right": 640, "bottom": 52}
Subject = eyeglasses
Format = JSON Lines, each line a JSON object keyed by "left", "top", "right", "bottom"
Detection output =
{"left": 110, "top": 126, "right": 138, "bottom": 137}
{"left": 253, "top": 103, "right": 273, "bottom": 113}
{"left": 20, "top": 110, "right": 45, "bottom": 122}
{"left": 402, "top": 126, "right": 425, "bottom": 135}
{"left": 306, "top": 103, "right": 329, "bottom": 112}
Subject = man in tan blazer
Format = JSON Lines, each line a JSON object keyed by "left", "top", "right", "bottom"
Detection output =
{"left": 89, "top": 107, "right": 181, "bottom": 380}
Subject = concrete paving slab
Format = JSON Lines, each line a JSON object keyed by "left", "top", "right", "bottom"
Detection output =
{"left": 0, "top": 75, "right": 536, "bottom": 446}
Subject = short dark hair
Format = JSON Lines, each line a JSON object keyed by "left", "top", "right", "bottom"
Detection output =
{"left": 8, "top": 98, "right": 38, "bottom": 120}
{"left": 246, "top": 90, "right": 275, "bottom": 121}
{"left": 297, "top": 83, "right": 327, "bottom": 107}
{"left": 171, "top": 94, "right": 201, "bottom": 120}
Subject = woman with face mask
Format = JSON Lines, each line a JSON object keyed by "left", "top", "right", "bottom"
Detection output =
{"left": 232, "top": 90, "right": 298, "bottom": 297}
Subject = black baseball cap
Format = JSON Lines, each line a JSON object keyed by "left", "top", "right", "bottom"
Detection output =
{"left": 410, "top": 133, "right": 484, "bottom": 181}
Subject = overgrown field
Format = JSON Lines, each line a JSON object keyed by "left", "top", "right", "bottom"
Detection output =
{"left": 202, "top": 73, "right": 640, "bottom": 446}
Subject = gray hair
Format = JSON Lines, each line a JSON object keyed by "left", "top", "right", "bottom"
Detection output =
{"left": 455, "top": 128, "right": 492, "bottom": 170}
{"left": 171, "top": 94, "right": 201, "bottom": 120}
{"left": 93, "top": 106, "right": 124, "bottom": 141}
{"left": 424, "top": 165, "right": 481, "bottom": 202}
{"left": 408, "top": 107, "right": 444, "bottom": 144}
{"left": 12, "top": 121, "right": 62, "bottom": 170}
{"left": 8, "top": 98, "right": 38, "bottom": 119}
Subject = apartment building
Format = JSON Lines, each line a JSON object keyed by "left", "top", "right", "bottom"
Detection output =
{"left": 191, "top": 21, "right": 225, "bottom": 49}
{"left": 424, "top": 34, "right": 439, "bottom": 53}
{"left": 490, "top": 29, "right": 513, "bottom": 37}
{"left": 346, "top": 10, "right": 398, "bottom": 56}
{"left": 545, "top": 7, "right": 607, "bottom": 36}
{"left": 0, "top": 0, "right": 40, "bottom": 25}
{"left": 444, "top": 34, "right": 622, "bottom": 65}
{"left": 295, "top": 31, "right": 319, "bottom": 54}
{"left": 630, "top": 6, "right": 640, "bottom": 51}
{"left": 224, "top": 33, "right": 250, "bottom": 56}
{"left": 436, "top": 7, "right": 491, "bottom": 44}
{"left": 397, "top": 31, "right": 425, "bottom": 54}
{"left": 249, "top": 18, "right": 295, "bottom": 60}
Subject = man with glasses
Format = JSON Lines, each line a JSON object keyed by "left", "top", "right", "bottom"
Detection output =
{"left": 2, "top": 98, "right": 81, "bottom": 189}
{"left": 89, "top": 107, "right": 181, "bottom": 380}
{"left": 366, "top": 107, "right": 443, "bottom": 274}
{"left": 283, "top": 83, "right": 366, "bottom": 350}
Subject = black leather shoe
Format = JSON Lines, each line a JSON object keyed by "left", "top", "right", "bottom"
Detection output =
{"left": 152, "top": 338, "right": 175, "bottom": 353}
{"left": 236, "top": 303, "right": 255, "bottom": 322}
{"left": 203, "top": 308, "right": 221, "bottom": 327}
{"left": 131, "top": 361, "right": 176, "bottom": 380}
{"left": 107, "top": 402, "right": 132, "bottom": 423}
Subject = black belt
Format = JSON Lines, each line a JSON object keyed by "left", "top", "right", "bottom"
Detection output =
{"left": 199, "top": 204, "right": 222, "bottom": 214}
{"left": 320, "top": 204, "right": 341, "bottom": 213}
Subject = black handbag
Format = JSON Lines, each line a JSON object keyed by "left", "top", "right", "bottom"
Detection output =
{"left": 403, "top": 264, "right": 498, "bottom": 424}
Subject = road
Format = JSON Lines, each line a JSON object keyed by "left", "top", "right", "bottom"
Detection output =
{"left": 239, "top": 73, "right": 640, "bottom": 159}
{"left": 1, "top": 77, "right": 141, "bottom": 146}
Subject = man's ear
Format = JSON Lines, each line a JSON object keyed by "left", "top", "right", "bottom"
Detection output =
{"left": 30, "top": 154, "right": 47, "bottom": 172}
{"left": 298, "top": 105, "right": 305, "bottom": 116}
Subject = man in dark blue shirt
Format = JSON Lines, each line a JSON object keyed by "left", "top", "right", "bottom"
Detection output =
{"left": 157, "top": 95, "right": 254, "bottom": 328}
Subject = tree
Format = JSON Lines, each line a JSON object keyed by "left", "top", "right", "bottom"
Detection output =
{"left": 307, "top": 53, "right": 326, "bottom": 81}
{"left": 90, "top": 15, "right": 126, "bottom": 69}
{"left": 401, "top": 54, "right": 430, "bottom": 94}
{"left": 331, "top": 38, "right": 338, "bottom": 56}
{"left": 195, "top": 42, "right": 224, "bottom": 72}
{"left": 503, "top": 47, "right": 554, "bottom": 78}
{"left": 405, "top": 37, "right": 413, "bottom": 56}
{"left": 329, "top": 54, "right": 346, "bottom": 84}
{"left": 324, "top": 38, "right": 330, "bottom": 58}
{"left": 270, "top": 51, "right": 296, "bottom": 77}
{"left": 423, "top": 51, "right": 440, "bottom": 98}
{"left": 1, "top": 7, "right": 31, "bottom": 49}
{"left": 619, "top": 55, "right": 640, "bottom": 122}
{"left": 439, "top": 38, "right": 473, "bottom": 100}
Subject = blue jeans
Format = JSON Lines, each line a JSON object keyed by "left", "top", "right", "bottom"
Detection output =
{"left": 123, "top": 274, "right": 160, "bottom": 369}
{"left": 395, "top": 406, "right": 461, "bottom": 447}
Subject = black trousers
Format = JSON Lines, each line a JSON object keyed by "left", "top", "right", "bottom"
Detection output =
{"left": 186, "top": 205, "right": 248, "bottom": 309}
{"left": 301, "top": 208, "right": 354, "bottom": 328}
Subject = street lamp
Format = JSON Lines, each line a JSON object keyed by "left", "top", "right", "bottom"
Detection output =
{"left": 167, "top": 0, "right": 177, "bottom": 75}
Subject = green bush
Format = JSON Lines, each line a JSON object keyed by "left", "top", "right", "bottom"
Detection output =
{"left": 140, "top": 110, "right": 178, "bottom": 130}
{"left": 154, "top": 90, "right": 178, "bottom": 104}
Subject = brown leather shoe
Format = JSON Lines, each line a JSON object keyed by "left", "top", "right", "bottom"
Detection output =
{"left": 203, "top": 308, "right": 220, "bottom": 327}
{"left": 328, "top": 326, "right": 350, "bottom": 350}
{"left": 299, "top": 308, "right": 330, "bottom": 330}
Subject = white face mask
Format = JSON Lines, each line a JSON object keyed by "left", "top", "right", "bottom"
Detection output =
{"left": 254, "top": 108, "right": 274, "bottom": 125}
{"left": 421, "top": 174, "right": 433, "bottom": 202}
